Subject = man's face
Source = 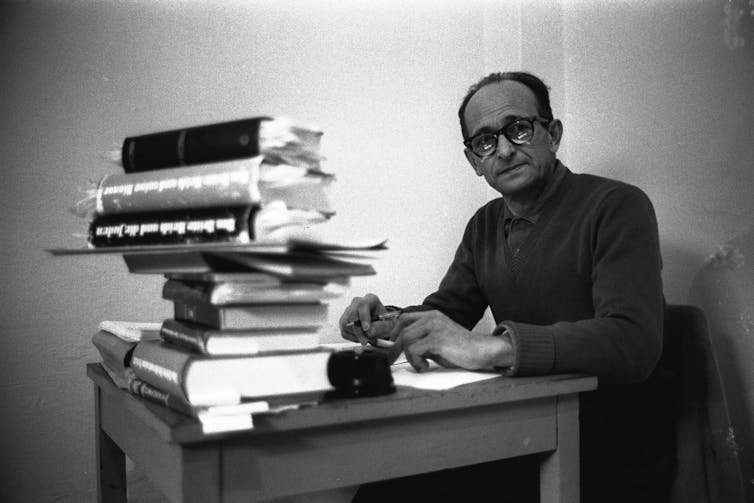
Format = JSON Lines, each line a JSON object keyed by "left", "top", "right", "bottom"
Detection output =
{"left": 463, "top": 80, "right": 560, "bottom": 198}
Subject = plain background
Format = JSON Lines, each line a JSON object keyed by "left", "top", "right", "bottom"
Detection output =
{"left": 1, "top": 0, "right": 753, "bottom": 501}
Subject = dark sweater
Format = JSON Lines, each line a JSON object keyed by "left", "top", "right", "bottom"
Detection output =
{"left": 419, "top": 167, "right": 675, "bottom": 501}
{"left": 422, "top": 166, "right": 664, "bottom": 381}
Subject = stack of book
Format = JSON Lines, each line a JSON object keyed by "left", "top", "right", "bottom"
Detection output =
{"left": 79, "top": 117, "right": 334, "bottom": 248}
{"left": 69, "top": 117, "right": 386, "bottom": 431}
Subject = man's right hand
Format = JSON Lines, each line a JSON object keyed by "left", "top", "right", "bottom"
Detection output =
{"left": 339, "top": 293, "right": 395, "bottom": 346}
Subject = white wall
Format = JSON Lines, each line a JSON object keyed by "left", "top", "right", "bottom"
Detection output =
{"left": 560, "top": 0, "right": 754, "bottom": 302}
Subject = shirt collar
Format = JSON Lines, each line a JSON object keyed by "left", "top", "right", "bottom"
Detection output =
{"left": 503, "top": 160, "right": 568, "bottom": 223}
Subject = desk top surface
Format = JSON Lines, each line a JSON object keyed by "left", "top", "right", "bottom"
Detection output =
{"left": 88, "top": 363, "right": 597, "bottom": 444}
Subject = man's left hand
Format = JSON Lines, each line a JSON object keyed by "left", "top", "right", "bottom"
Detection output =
{"left": 390, "top": 310, "right": 513, "bottom": 372}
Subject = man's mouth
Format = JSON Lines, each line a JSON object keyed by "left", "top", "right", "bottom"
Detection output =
{"left": 499, "top": 164, "right": 525, "bottom": 175}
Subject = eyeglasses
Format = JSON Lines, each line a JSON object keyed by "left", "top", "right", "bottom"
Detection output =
{"left": 464, "top": 117, "right": 549, "bottom": 158}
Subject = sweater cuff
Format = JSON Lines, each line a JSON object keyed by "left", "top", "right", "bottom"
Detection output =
{"left": 494, "top": 321, "right": 555, "bottom": 376}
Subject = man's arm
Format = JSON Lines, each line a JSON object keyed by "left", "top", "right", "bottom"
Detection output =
{"left": 391, "top": 310, "right": 515, "bottom": 371}
{"left": 396, "top": 184, "right": 663, "bottom": 383}
{"left": 390, "top": 205, "right": 512, "bottom": 371}
{"left": 411, "top": 207, "right": 491, "bottom": 329}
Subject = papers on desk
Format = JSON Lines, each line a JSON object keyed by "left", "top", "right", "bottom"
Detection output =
{"left": 196, "top": 400, "right": 269, "bottom": 434}
{"left": 189, "top": 351, "right": 500, "bottom": 434}
{"left": 196, "top": 400, "right": 319, "bottom": 434}
{"left": 319, "top": 343, "right": 501, "bottom": 391}
{"left": 391, "top": 360, "right": 500, "bottom": 390}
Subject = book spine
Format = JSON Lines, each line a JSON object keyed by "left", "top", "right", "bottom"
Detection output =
{"left": 159, "top": 319, "right": 210, "bottom": 355}
{"left": 173, "top": 301, "right": 327, "bottom": 330}
{"left": 162, "top": 279, "right": 341, "bottom": 306}
{"left": 96, "top": 159, "right": 261, "bottom": 215}
{"left": 91, "top": 330, "right": 138, "bottom": 373}
{"left": 173, "top": 301, "right": 223, "bottom": 328}
{"left": 162, "top": 279, "right": 213, "bottom": 306}
{"left": 127, "top": 374, "right": 196, "bottom": 417}
{"left": 122, "top": 117, "right": 269, "bottom": 172}
{"left": 88, "top": 205, "right": 258, "bottom": 247}
{"left": 130, "top": 341, "right": 193, "bottom": 403}
{"left": 160, "top": 319, "right": 322, "bottom": 356}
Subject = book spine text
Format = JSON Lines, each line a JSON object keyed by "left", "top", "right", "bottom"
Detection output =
{"left": 97, "top": 159, "right": 261, "bottom": 215}
{"left": 127, "top": 374, "right": 195, "bottom": 417}
{"left": 130, "top": 341, "right": 192, "bottom": 402}
{"left": 88, "top": 206, "right": 257, "bottom": 247}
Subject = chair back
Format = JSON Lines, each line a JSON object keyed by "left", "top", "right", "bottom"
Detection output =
{"left": 666, "top": 304, "right": 749, "bottom": 503}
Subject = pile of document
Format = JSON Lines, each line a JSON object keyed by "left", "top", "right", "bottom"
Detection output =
{"left": 57, "top": 116, "right": 387, "bottom": 432}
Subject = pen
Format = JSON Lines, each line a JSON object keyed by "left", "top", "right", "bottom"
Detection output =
{"left": 367, "top": 337, "right": 395, "bottom": 348}
{"left": 346, "top": 310, "right": 401, "bottom": 348}
{"left": 345, "top": 310, "right": 401, "bottom": 328}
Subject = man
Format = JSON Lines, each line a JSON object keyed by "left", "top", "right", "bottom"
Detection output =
{"left": 340, "top": 72, "right": 676, "bottom": 502}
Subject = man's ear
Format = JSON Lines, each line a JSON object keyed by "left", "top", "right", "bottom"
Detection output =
{"left": 547, "top": 119, "right": 563, "bottom": 153}
{"left": 464, "top": 148, "right": 483, "bottom": 176}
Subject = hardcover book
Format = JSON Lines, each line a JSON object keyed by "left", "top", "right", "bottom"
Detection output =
{"left": 91, "top": 330, "right": 139, "bottom": 387}
{"left": 94, "top": 159, "right": 261, "bottom": 216}
{"left": 162, "top": 278, "right": 346, "bottom": 305}
{"left": 48, "top": 221, "right": 387, "bottom": 257}
{"left": 120, "top": 117, "right": 323, "bottom": 173}
{"left": 88, "top": 206, "right": 259, "bottom": 247}
{"left": 160, "top": 319, "right": 322, "bottom": 355}
{"left": 127, "top": 372, "right": 276, "bottom": 435}
{"left": 173, "top": 300, "right": 328, "bottom": 330}
{"left": 87, "top": 202, "right": 331, "bottom": 248}
{"left": 84, "top": 157, "right": 334, "bottom": 217}
{"left": 130, "top": 340, "right": 333, "bottom": 406}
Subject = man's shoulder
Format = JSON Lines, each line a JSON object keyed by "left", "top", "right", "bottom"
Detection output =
{"left": 565, "top": 171, "right": 655, "bottom": 219}
{"left": 570, "top": 171, "right": 635, "bottom": 191}
{"left": 568, "top": 171, "right": 650, "bottom": 202}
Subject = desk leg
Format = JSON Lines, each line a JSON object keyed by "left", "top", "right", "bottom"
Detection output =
{"left": 540, "top": 394, "right": 580, "bottom": 503}
{"left": 95, "top": 385, "right": 127, "bottom": 503}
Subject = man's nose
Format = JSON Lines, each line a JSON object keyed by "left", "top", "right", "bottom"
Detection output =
{"left": 495, "top": 134, "right": 516, "bottom": 159}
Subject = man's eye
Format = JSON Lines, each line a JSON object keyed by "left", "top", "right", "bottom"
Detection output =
{"left": 507, "top": 122, "right": 531, "bottom": 140}
{"left": 477, "top": 135, "right": 496, "bottom": 150}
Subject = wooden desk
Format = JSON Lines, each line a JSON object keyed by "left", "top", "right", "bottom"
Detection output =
{"left": 88, "top": 363, "right": 597, "bottom": 503}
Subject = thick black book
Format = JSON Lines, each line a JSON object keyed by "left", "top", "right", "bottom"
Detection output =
{"left": 122, "top": 117, "right": 268, "bottom": 173}
{"left": 120, "top": 117, "right": 323, "bottom": 173}
{"left": 88, "top": 205, "right": 259, "bottom": 247}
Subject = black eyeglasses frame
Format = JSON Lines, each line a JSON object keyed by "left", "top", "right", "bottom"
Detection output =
{"left": 464, "top": 116, "right": 550, "bottom": 158}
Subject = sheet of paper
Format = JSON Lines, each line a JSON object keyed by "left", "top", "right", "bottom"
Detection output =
{"left": 390, "top": 361, "right": 500, "bottom": 390}
{"left": 318, "top": 344, "right": 501, "bottom": 390}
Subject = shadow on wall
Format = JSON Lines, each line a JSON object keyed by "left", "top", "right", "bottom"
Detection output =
{"left": 687, "top": 223, "right": 754, "bottom": 502}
